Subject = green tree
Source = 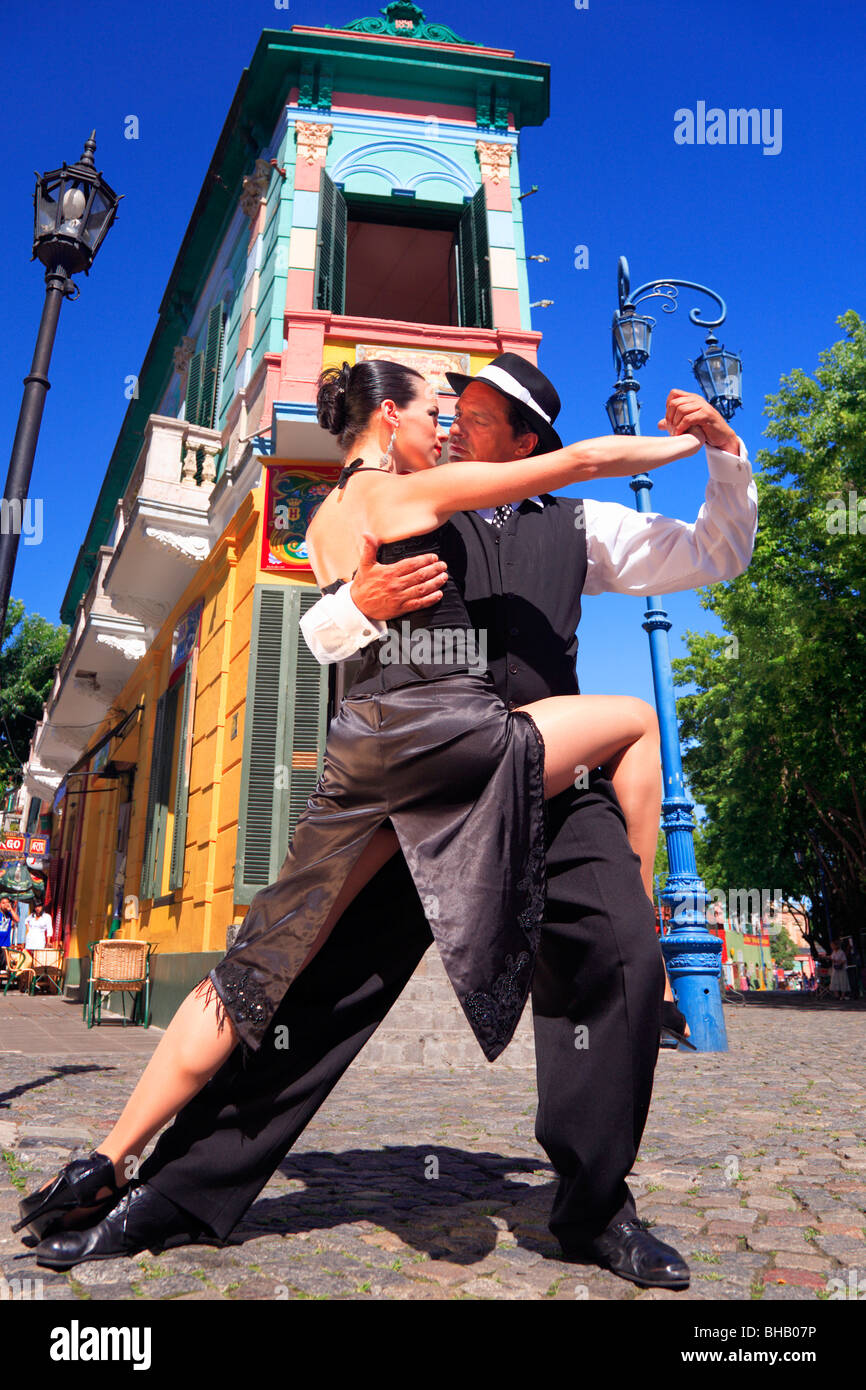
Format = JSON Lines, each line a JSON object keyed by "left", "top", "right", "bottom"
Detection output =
{"left": 673, "top": 310, "right": 866, "bottom": 948}
{"left": 0, "top": 599, "right": 68, "bottom": 792}
{"left": 769, "top": 924, "right": 798, "bottom": 972}
{"left": 653, "top": 826, "right": 668, "bottom": 884}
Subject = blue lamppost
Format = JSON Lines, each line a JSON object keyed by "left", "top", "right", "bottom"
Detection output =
{"left": 605, "top": 256, "right": 743, "bottom": 1052}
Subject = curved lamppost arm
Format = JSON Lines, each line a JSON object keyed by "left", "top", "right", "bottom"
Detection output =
{"left": 617, "top": 253, "right": 727, "bottom": 326}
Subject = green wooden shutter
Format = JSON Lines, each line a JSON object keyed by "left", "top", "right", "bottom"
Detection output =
{"left": 236, "top": 587, "right": 293, "bottom": 894}
{"left": 139, "top": 691, "right": 175, "bottom": 899}
{"left": 314, "top": 170, "right": 347, "bottom": 313}
{"left": 234, "top": 585, "right": 329, "bottom": 903}
{"left": 288, "top": 590, "right": 331, "bottom": 838}
{"left": 184, "top": 352, "right": 204, "bottom": 427}
{"left": 200, "top": 303, "right": 225, "bottom": 429}
{"left": 457, "top": 186, "right": 492, "bottom": 329}
{"left": 139, "top": 695, "right": 164, "bottom": 898}
{"left": 168, "top": 662, "right": 195, "bottom": 891}
{"left": 151, "top": 686, "right": 179, "bottom": 898}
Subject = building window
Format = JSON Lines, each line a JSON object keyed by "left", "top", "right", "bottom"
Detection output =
{"left": 139, "top": 661, "right": 195, "bottom": 900}
{"left": 314, "top": 171, "right": 491, "bottom": 328}
{"left": 183, "top": 302, "right": 225, "bottom": 429}
{"left": 234, "top": 585, "right": 330, "bottom": 904}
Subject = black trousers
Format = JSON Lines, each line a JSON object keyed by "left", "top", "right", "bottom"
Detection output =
{"left": 140, "top": 774, "right": 664, "bottom": 1247}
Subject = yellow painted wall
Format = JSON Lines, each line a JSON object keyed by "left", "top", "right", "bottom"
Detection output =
{"left": 64, "top": 474, "right": 321, "bottom": 967}
{"left": 320, "top": 339, "right": 497, "bottom": 382}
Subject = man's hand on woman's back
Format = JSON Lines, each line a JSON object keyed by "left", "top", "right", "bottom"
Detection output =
{"left": 349, "top": 532, "right": 448, "bottom": 621}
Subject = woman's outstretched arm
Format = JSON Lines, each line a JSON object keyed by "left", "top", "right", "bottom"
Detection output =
{"left": 362, "top": 432, "right": 703, "bottom": 541}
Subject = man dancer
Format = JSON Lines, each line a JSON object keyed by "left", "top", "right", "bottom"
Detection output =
{"left": 35, "top": 356, "right": 756, "bottom": 1289}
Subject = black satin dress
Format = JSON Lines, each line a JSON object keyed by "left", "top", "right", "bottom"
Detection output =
{"left": 206, "top": 460, "right": 547, "bottom": 1062}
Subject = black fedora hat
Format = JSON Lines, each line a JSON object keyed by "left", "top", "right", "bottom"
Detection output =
{"left": 444, "top": 351, "right": 563, "bottom": 454}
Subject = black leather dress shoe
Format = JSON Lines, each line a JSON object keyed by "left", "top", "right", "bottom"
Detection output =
{"left": 586, "top": 1218, "right": 690, "bottom": 1289}
{"left": 13, "top": 1151, "right": 120, "bottom": 1240}
{"left": 34, "top": 1184, "right": 214, "bottom": 1271}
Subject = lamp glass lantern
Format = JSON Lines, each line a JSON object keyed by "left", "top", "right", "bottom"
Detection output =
{"left": 32, "top": 133, "right": 121, "bottom": 276}
{"left": 605, "top": 387, "right": 635, "bottom": 434}
{"left": 613, "top": 309, "right": 655, "bottom": 368}
{"left": 692, "top": 335, "right": 743, "bottom": 420}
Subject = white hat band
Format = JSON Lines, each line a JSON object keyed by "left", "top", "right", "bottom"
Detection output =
{"left": 476, "top": 364, "right": 553, "bottom": 425}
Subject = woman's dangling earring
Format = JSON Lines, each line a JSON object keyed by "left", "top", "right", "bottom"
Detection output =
{"left": 381, "top": 423, "right": 398, "bottom": 470}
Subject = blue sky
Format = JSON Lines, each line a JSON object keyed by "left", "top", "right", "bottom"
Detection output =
{"left": 2, "top": 0, "right": 864, "bottom": 720}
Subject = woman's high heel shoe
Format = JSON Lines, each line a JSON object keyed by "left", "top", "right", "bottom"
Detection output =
{"left": 13, "top": 1152, "right": 120, "bottom": 1240}
{"left": 660, "top": 1001, "right": 697, "bottom": 1051}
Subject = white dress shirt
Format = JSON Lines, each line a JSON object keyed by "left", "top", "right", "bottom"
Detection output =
{"left": 299, "top": 438, "right": 757, "bottom": 664}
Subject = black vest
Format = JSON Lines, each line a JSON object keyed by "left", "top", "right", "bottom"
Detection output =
{"left": 342, "top": 496, "right": 588, "bottom": 702}
{"left": 449, "top": 496, "right": 588, "bottom": 707}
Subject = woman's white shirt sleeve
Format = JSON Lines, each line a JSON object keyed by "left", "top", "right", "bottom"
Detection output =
{"left": 299, "top": 581, "right": 386, "bottom": 664}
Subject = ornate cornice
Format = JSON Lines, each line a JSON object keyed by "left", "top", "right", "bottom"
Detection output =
{"left": 342, "top": 4, "right": 474, "bottom": 44}
{"left": 295, "top": 121, "right": 333, "bottom": 165}
{"left": 240, "top": 158, "right": 272, "bottom": 218}
{"left": 109, "top": 594, "right": 171, "bottom": 630}
{"left": 144, "top": 528, "right": 210, "bottom": 564}
{"left": 172, "top": 335, "right": 197, "bottom": 381}
{"left": 95, "top": 634, "right": 148, "bottom": 661}
{"left": 476, "top": 140, "right": 512, "bottom": 184}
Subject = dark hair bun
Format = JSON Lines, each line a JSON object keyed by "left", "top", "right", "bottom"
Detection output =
{"left": 316, "top": 361, "right": 352, "bottom": 435}
{"left": 315, "top": 357, "right": 425, "bottom": 449}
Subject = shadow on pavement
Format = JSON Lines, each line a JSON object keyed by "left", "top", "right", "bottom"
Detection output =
{"left": 228, "top": 1144, "right": 560, "bottom": 1263}
{"left": 0, "top": 1063, "right": 112, "bottom": 1108}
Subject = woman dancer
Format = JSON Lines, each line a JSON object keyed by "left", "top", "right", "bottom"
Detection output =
{"left": 16, "top": 360, "right": 700, "bottom": 1244}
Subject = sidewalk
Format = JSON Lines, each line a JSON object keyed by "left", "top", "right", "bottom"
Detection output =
{"left": 0, "top": 992, "right": 162, "bottom": 1058}
{"left": 1, "top": 993, "right": 864, "bottom": 1301}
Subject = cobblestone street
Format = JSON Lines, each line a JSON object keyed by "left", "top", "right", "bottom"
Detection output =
{"left": 1, "top": 994, "right": 864, "bottom": 1303}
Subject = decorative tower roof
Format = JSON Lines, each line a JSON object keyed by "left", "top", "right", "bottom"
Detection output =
{"left": 61, "top": 18, "right": 550, "bottom": 622}
{"left": 341, "top": 3, "right": 475, "bottom": 45}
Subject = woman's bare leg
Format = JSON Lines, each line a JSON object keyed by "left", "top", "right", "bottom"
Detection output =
{"left": 518, "top": 693, "right": 661, "bottom": 896}
{"left": 519, "top": 693, "right": 686, "bottom": 1023}
{"left": 87, "top": 826, "right": 400, "bottom": 1188}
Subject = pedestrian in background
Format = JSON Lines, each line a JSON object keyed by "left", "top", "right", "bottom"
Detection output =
{"left": 829, "top": 940, "right": 850, "bottom": 999}
{"left": 23, "top": 902, "right": 52, "bottom": 951}
{"left": 0, "top": 896, "right": 19, "bottom": 952}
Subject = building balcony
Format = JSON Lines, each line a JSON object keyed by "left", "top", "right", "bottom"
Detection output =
{"left": 26, "top": 546, "right": 149, "bottom": 794}
{"left": 102, "top": 414, "right": 221, "bottom": 637}
{"left": 24, "top": 416, "right": 223, "bottom": 799}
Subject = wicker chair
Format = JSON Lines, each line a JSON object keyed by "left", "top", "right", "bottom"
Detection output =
{"left": 83, "top": 938, "right": 152, "bottom": 1028}
{"left": 1, "top": 947, "right": 33, "bottom": 994}
{"left": 27, "top": 946, "right": 65, "bottom": 995}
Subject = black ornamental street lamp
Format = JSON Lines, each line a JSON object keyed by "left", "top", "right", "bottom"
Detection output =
{"left": 0, "top": 133, "right": 121, "bottom": 637}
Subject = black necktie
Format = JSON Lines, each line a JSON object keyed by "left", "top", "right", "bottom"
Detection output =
{"left": 491, "top": 504, "right": 513, "bottom": 529}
